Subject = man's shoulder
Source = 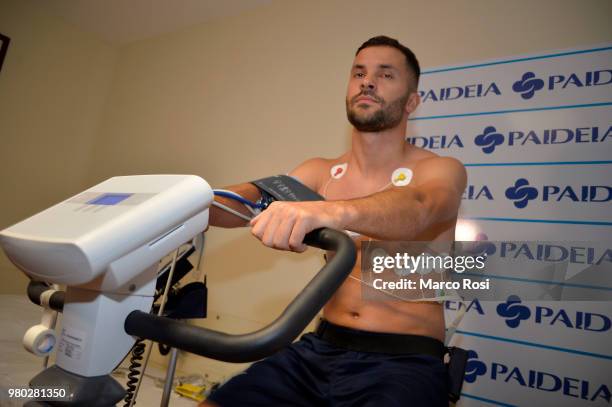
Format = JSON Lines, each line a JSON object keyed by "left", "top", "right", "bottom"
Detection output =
{"left": 291, "top": 155, "right": 343, "bottom": 175}
{"left": 405, "top": 146, "right": 466, "bottom": 191}
{"left": 289, "top": 154, "right": 348, "bottom": 191}
{"left": 405, "top": 144, "right": 438, "bottom": 161}
{"left": 406, "top": 145, "right": 464, "bottom": 169}
{"left": 415, "top": 155, "right": 465, "bottom": 170}
{"left": 412, "top": 157, "right": 467, "bottom": 195}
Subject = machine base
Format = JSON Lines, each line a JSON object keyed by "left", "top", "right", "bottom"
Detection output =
{"left": 24, "top": 365, "right": 125, "bottom": 406}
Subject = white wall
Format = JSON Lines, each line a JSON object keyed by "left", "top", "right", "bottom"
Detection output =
{"left": 0, "top": 0, "right": 117, "bottom": 294}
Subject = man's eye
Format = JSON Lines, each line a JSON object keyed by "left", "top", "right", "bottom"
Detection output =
{"left": 354, "top": 72, "right": 365, "bottom": 78}
{"left": 382, "top": 73, "right": 393, "bottom": 79}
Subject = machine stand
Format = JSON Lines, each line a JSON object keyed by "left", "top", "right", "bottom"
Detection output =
{"left": 24, "top": 365, "right": 125, "bottom": 407}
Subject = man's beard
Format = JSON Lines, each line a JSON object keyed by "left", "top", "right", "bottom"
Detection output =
{"left": 346, "top": 91, "right": 410, "bottom": 132}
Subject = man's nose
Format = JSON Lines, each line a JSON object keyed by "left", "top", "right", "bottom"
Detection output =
{"left": 360, "top": 76, "right": 376, "bottom": 91}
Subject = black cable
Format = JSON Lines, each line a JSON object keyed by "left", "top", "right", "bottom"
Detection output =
{"left": 123, "top": 338, "right": 146, "bottom": 406}
{"left": 158, "top": 343, "right": 171, "bottom": 356}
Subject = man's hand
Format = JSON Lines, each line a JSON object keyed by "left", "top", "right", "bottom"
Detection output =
{"left": 249, "top": 201, "right": 346, "bottom": 252}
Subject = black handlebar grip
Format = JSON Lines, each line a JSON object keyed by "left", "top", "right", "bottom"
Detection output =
{"left": 125, "top": 227, "right": 356, "bottom": 362}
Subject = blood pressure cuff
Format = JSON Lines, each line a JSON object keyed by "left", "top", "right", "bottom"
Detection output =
{"left": 251, "top": 175, "right": 324, "bottom": 209}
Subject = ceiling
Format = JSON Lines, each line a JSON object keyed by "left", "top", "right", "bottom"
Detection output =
{"left": 36, "top": 0, "right": 274, "bottom": 45}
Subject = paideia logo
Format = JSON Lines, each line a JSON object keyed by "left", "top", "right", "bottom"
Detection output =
{"left": 460, "top": 241, "right": 612, "bottom": 267}
{"left": 408, "top": 125, "right": 610, "bottom": 153}
{"left": 505, "top": 179, "right": 538, "bottom": 208}
{"left": 473, "top": 125, "right": 610, "bottom": 154}
{"left": 406, "top": 135, "right": 464, "bottom": 149}
{"left": 462, "top": 185, "right": 494, "bottom": 200}
{"left": 418, "top": 82, "right": 501, "bottom": 103}
{"left": 474, "top": 126, "right": 504, "bottom": 153}
{"left": 464, "top": 351, "right": 611, "bottom": 403}
{"left": 496, "top": 295, "right": 531, "bottom": 328}
{"left": 495, "top": 295, "right": 611, "bottom": 332}
{"left": 446, "top": 298, "right": 485, "bottom": 315}
{"left": 512, "top": 72, "right": 545, "bottom": 99}
{"left": 446, "top": 297, "right": 611, "bottom": 332}
{"left": 465, "top": 350, "right": 487, "bottom": 383}
{"left": 505, "top": 179, "right": 611, "bottom": 208}
{"left": 512, "top": 69, "right": 612, "bottom": 100}
{"left": 418, "top": 68, "right": 611, "bottom": 103}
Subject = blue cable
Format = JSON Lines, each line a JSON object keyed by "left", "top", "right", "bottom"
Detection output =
{"left": 213, "top": 190, "right": 263, "bottom": 209}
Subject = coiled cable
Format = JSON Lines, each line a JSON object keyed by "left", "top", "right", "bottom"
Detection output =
{"left": 123, "top": 248, "right": 181, "bottom": 407}
{"left": 123, "top": 338, "right": 146, "bottom": 406}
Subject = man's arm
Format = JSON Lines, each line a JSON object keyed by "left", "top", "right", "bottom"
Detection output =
{"left": 249, "top": 157, "right": 466, "bottom": 252}
{"left": 208, "top": 183, "right": 261, "bottom": 228}
{"left": 340, "top": 157, "right": 466, "bottom": 239}
{"left": 207, "top": 157, "right": 326, "bottom": 228}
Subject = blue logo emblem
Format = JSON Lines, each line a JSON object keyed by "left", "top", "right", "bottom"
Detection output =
{"left": 463, "top": 240, "right": 496, "bottom": 257}
{"left": 505, "top": 178, "right": 538, "bottom": 208}
{"left": 512, "top": 72, "right": 545, "bottom": 99}
{"left": 464, "top": 350, "right": 487, "bottom": 383}
{"left": 497, "top": 295, "right": 531, "bottom": 328}
{"left": 474, "top": 126, "right": 505, "bottom": 154}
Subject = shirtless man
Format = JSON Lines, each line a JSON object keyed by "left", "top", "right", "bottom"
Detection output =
{"left": 202, "top": 36, "right": 466, "bottom": 407}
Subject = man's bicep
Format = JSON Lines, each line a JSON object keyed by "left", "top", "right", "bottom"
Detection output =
{"left": 413, "top": 157, "right": 467, "bottom": 221}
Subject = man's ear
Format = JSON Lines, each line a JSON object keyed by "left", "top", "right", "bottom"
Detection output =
{"left": 405, "top": 91, "right": 420, "bottom": 115}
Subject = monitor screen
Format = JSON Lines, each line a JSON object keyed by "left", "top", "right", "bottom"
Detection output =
{"left": 87, "top": 193, "right": 132, "bottom": 206}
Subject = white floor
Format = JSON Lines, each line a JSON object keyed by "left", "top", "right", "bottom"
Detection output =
{"left": 0, "top": 294, "right": 198, "bottom": 406}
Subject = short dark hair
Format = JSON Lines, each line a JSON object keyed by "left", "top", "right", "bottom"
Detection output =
{"left": 356, "top": 35, "right": 420, "bottom": 89}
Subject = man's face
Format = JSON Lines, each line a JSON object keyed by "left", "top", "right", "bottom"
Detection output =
{"left": 346, "top": 46, "right": 416, "bottom": 132}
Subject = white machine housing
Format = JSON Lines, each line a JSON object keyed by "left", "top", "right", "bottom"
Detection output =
{"left": 0, "top": 175, "right": 213, "bottom": 376}
{"left": 1, "top": 174, "right": 213, "bottom": 289}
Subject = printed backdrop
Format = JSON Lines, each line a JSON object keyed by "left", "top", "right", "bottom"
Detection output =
{"left": 408, "top": 44, "right": 612, "bottom": 406}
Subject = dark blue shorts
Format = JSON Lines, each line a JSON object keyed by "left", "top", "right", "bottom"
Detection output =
{"left": 207, "top": 329, "right": 448, "bottom": 407}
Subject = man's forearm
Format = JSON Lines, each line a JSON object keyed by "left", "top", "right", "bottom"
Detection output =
{"left": 248, "top": 184, "right": 460, "bottom": 252}
{"left": 334, "top": 187, "right": 444, "bottom": 241}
